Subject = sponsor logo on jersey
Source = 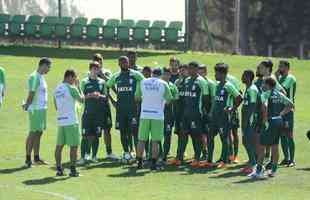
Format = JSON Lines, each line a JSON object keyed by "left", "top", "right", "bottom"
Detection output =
{"left": 117, "top": 86, "right": 133, "bottom": 92}
{"left": 184, "top": 91, "right": 197, "bottom": 97}
{"left": 215, "top": 95, "right": 224, "bottom": 101}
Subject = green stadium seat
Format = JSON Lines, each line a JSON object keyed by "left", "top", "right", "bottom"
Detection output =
{"left": 9, "top": 15, "right": 26, "bottom": 36}
{"left": 165, "top": 21, "right": 183, "bottom": 43}
{"left": 86, "top": 18, "right": 104, "bottom": 40}
{"left": 71, "top": 17, "right": 88, "bottom": 39}
{"left": 25, "top": 15, "right": 42, "bottom": 37}
{"left": 103, "top": 19, "right": 120, "bottom": 41}
{"left": 0, "top": 14, "right": 10, "bottom": 36}
{"left": 55, "top": 17, "right": 73, "bottom": 39}
{"left": 117, "top": 19, "right": 134, "bottom": 42}
{"left": 39, "top": 16, "right": 59, "bottom": 38}
{"left": 149, "top": 20, "right": 166, "bottom": 43}
{"left": 133, "top": 20, "right": 150, "bottom": 43}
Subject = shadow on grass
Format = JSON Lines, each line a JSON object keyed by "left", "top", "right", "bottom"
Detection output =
{"left": 22, "top": 176, "right": 70, "bottom": 185}
{"left": 108, "top": 166, "right": 149, "bottom": 178}
{"left": 0, "top": 45, "right": 180, "bottom": 60}
{"left": 0, "top": 166, "right": 29, "bottom": 174}
{"left": 209, "top": 170, "right": 245, "bottom": 179}
{"left": 233, "top": 177, "right": 268, "bottom": 184}
{"left": 296, "top": 167, "right": 310, "bottom": 172}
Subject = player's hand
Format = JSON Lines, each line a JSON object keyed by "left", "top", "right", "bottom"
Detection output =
{"left": 74, "top": 79, "right": 80, "bottom": 87}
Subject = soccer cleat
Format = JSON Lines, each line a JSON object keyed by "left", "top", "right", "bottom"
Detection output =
{"left": 233, "top": 156, "right": 240, "bottom": 164}
{"left": 56, "top": 169, "right": 65, "bottom": 176}
{"left": 91, "top": 156, "right": 99, "bottom": 163}
{"left": 229, "top": 155, "right": 235, "bottom": 162}
{"left": 190, "top": 160, "right": 200, "bottom": 168}
{"left": 121, "top": 152, "right": 132, "bottom": 164}
{"left": 130, "top": 151, "right": 136, "bottom": 159}
{"left": 25, "top": 160, "right": 32, "bottom": 168}
{"left": 34, "top": 159, "right": 49, "bottom": 165}
{"left": 137, "top": 161, "right": 143, "bottom": 169}
{"left": 106, "top": 153, "right": 119, "bottom": 160}
{"left": 69, "top": 170, "right": 80, "bottom": 177}
{"left": 250, "top": 171, "right": 265, "bottom": 179}
{"left": 265, "top": 161, "right": 272, "bottom": 170}
{"left": 287, "top": 161, "right": 296, "bottom": 167}
{"left": 217, "top": 161, "right": 226, "bottom": 169}
{"left": 84, "top": 154, "right": 91, "bottom": 161}
{"left": 241, "top": 167, "right": 254, "bottom": 174}
{"left": 268, "top": 170, "right": 276, "bottom": 178}
{"left": 76, "top": 158, "right": 86, "bottom": 165}
{"left": 279, "top": 159, "right": 289, "bottom": 166}
{"left": 150, "top": 164, "right": 161, "bottom": 171}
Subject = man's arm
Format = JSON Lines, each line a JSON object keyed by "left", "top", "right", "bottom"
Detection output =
{"left": 23, "top": 75, "right": 39, "bottom": 111}
{"left": 135, "top": 81, "right": 142, "bottom": 102}
{"left": 226, "top": 83, "right": 243, "bottom": 112}
{"left": 23, "top": 91, "right": 35, "bottom": 111}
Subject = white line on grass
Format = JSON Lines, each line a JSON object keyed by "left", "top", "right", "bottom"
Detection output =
{"left": 0, "top": 184, "right": 77, "bottom": 200}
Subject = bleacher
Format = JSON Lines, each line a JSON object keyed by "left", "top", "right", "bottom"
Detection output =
{"left": 0, "top": 14, "right": 185, "bottom": 49}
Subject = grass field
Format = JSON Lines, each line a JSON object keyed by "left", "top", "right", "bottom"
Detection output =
{"left": 0, "top": 45, "right": 310, "bottom": 200}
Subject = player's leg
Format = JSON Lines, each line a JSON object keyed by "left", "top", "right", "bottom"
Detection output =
{"left": 286, "top": 112, "right": 295, "bottom": 167}
{"left": 280, "top": 135, "right": 289, "bottom": 165}
{"left": 55, "top": 145, "right": 64, "bottom": 176}
{"left": 91, "top": 126, "right": 102, "bottom": 162}
{"left": 163, "top": 122, "right": 172, "bottom": 161}
{"left": 25, "top": 133, "right": 35, "bottom": 167}
{"left": 67, "top": 124, "right": 81, "bottom": 177}
{"left": 150, "top": 119, "right": 164, "bottom": 170}
{"left": 136, "top": 119, "right": 150, "bottom": 169}
{"left": 217, "top": 126, "right": 230, "bottom": 168}
{"left": 119, "top": 114, "right": 131, "bottom": 160}
{"left": 241, "top": 125, "right": 256, "bottom": 173}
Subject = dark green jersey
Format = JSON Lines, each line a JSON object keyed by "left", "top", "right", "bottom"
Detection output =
{"left": 279, "top": 74, "right": 296, "bottom": 103}
{"left": 242, "top": 84, "right": 258, "bottom": 128}
{"left": 170, "top": 73, "right": 179, "bottom": 84}
{"left": 183, "top": 76, "right": 209, "bottom": 116}
{"left": 174, "top": 77, "right": 187, "bottom": 117}
{"left": 106, "top": 69, "right": 144, "bottom": 114}
{"left": 212, "top": 81, "right": 240, "bottom": 120}
{"left": 81, "top": 77, "right": 108, "bottom": 116}
{"left": 261, "top": 89, "right": 293, "bottom": 118}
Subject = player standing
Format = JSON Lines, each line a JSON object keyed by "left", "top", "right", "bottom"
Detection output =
{"left": 135, "top": 68, "right": 172, "bottom": 170}
{"left": 277, "top": 60, "right": 297, "bottom": 167}
{"left": 208, "top": 63, "right": 242, "bottom": 168}
{"left": 23, "top": 58, "right": 51, "bottom": 167}
{"left": 106, "top": 56, "right": 144, "bottom": 163}
{"left": 54, "top": 69, "right": 84, "bottom": 177}
{"left": 251, "top": 77, "right": 294, "bottom": 178}
{"left": 168, "top": 57, "right": 180, "bottom": 83}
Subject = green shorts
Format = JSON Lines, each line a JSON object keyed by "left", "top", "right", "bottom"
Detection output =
{"left": 28, "top": 109, "right": 47, "bottom": 133}
{"left": 57, "top": 124, "right": 80, "bottom": 146}
{"left": 138, "top": 119, "right": 164, "bottom": 142}
{"left": 260, "top": 118, "right": 284, "bottom": 146}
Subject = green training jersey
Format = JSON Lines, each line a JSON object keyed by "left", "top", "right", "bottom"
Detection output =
{"left": 106, "top": 69, "right": 144, "bottom": 114}
{"left": 28, "top": 71, "right": 48, "bottom": 111}
{"left": 205, "top": 77, "right": 216, "bottom": 114}
{"left": 183, "top": 76, "right": 209, "bottom": 116}
{"left": 261, "top": 89, "right": 293, "bottom": 118}
{"left": 164, "top": 81, "right": 179, "bottom": 122}
{"left": 227, "top": 74, "right": 241, "bottom": 91}
{"left": 242, "top": 84, "right": 258, "bottom": 128}
{"left": 174, "top": 76, "right": 187, "bottom": 117}
{"left": 0, "top": 67, "right": 5, "bottom": 88}
{"left": 170, "top": 73, "right": 179, "bottom": 84}
{"left": 81, "top": 77, "right": 108, "bottom": 116}
{"left": 278, "top": 74, "right": 296, "bottom": 103}
{"left": 212, "top": 81, "right": 240, "bottom": 120}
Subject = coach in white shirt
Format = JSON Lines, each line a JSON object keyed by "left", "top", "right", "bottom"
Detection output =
{"left": 135, "top": 68, "right": 172, "bottom": 170}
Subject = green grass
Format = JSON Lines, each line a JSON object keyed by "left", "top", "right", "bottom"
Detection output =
{"left": 0, "top": 46, "right": 310, "bottom": 200}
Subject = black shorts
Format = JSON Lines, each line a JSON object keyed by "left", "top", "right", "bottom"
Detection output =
{"left": 82, "top": 114, "right": 104, "bottom": 137}
{"left": 201, "top": 114, "right": 212, "bottom": 134}
{"left": 164, "top": 120, "right": 174, "bottom": 136}
{"left": 181, "top": 114, "right": 203, "bottom": 135}
{"left": 115, "top": 112, "right": 138, "bottom": 133}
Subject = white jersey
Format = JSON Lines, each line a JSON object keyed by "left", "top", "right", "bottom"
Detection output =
{"left": 54, "top": 83, "right": 79, "bottom": 126}
{"left": 139, "top": 77, "right": 170, "bottom": 120}
{"left": 28, "top": 72, "right": 48, "bottom": 111}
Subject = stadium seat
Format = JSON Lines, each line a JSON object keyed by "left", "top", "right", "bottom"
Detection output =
{"left": 133, "top": 20, "right": 150, "bottom": 43}
{"left": 165, "top": 21, "right": 183, "bottom": 43}
{"left": 86, "top": 18, "right": 104, "bottom": 40}
{"left": 24, "top": 15, "right": 42, "bottom": 37}
{"left": 149, "top": 20, "right": 166, "bottom": 43}
{"left": 103, "top": 19, "right": 120, "bottom": 41}
{"left": 55, "top": 17, "right": 73, "bottom": 39}
{"left": 0, "top": 14, "right": 11, "bottom": 36}
{"left": 39, "top": 16, "right": 59, "bottom": 38}
{"left": 70, "top": 17, "right": 88, "bottom": 39}
{"left": 9, "top": 15, "right": 26, "bottom": 36}
{"left": 117, "top": 19, "right": 135, "bottom": 42}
